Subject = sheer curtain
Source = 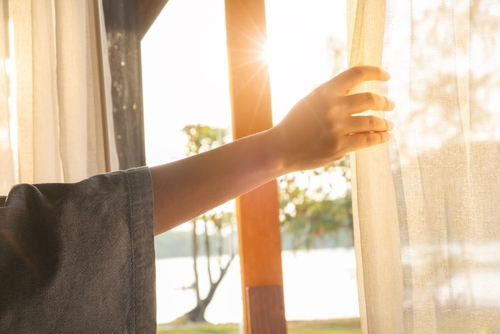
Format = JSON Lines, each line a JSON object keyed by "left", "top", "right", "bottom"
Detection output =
{"left": 0, "top": 0, "right": 117, "bottom": 195}
{"left": 349, "top": 0, "right": 500, "bottom": 333}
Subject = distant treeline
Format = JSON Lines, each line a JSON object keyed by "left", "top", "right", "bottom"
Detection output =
{"left": 154, "top": 229, "right": 353, "bottom": 259}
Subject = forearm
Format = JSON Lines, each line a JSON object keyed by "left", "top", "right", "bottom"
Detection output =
{"left": 150, "top": 66, "right": 396, "bottom": 235}
{"left": 150, "top": 129, "right": 285, "bottom": 235}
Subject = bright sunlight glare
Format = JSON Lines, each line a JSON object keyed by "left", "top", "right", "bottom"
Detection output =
{"left": 142, "top": 0, "right": 356, "bottom": 325}
{"left": 141, "top": 0, "right": 347, "bottom": 227}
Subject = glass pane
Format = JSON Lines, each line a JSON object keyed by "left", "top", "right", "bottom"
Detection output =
{"left": 141, "top": 0, "right": 241, "bottom": 333}
{"left": 265, "top": 0, "right": 362, "bottom": 332}
{"left": 143, "top": 0, "right": 360, "bottom": 332}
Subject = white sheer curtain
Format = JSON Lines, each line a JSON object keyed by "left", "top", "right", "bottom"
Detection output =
{"left": 349, "top": 0, "right": 500, "bottom": 333}
{"left": 0, "top": 0, "right": 118, "bottom": 195}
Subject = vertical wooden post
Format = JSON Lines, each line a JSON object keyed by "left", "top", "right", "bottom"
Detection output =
{"left": 224, "top": 1, "right": 287, "bottom": 333}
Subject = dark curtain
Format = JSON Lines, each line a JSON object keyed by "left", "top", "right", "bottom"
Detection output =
{"left": 102, "top": 0, "right": 146, "bottom": 169}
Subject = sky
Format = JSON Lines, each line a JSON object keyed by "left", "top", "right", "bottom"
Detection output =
{"left": 141, "top": 0, "right": 347, "bottom": 167}
{"left": 141, "top": 0, "right": 354, "bottom": 320}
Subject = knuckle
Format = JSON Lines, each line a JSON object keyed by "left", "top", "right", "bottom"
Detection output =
{"left": 364, "top": 92, "right": 376, "bottom": 105}
{"left": 352, "top": 65, "right": 379, "bottom": 78}
{"left": 349, "top": 66, "right": 365, "bottom": 80}
{"left": 364, "top": 132, "right": 381, "bottom": 146}
{"left": 366, "top": 116, "right": 376, "bottom": 127}
{"left": 365, "top": 133, "right": 374, "bottom": 145}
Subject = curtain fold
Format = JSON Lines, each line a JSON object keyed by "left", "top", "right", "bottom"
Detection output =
{"left": 0, "top": 0, "right": 15, "bottom": 193}
{"left": 0, "top": 0, "right": 117, "bottom": 195}
{"left": 347, "top": 1, "right": 404, "bottom": 333}
{"left": 349, "top": 0, "right": 500, "bottom": 333}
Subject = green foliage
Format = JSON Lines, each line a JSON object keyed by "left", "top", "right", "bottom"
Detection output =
{"left": 278, "top": 155, "right": 353, "bottom": 250}
{"left": 182, "top": 124, "right": 229, "bottom": 155}
{"left": 181, "top": 123, "right": 354, "bottom": 251}
{"left": 200, "top": 211, "right": 235, "bottom": 235}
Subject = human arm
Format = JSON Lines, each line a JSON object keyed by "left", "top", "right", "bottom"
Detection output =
{"left": 150, "top": 66, "right": 395, "bottom": 235}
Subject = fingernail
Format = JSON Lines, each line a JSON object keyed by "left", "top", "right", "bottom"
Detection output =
{"left": 388, "top": 132, "right": 394, "bottom": 140}
{"left": 389, "top": 99, "right": 396, "bottom": 109}
{"left": 383, "top": 70, "right": 391, "bottom": 79}
{"left": 388, "top": 121, "right": 395, "bottom": 130}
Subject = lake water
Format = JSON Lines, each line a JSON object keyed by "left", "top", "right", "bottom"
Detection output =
{"left": 156, "top": 248, "right": 359, "bottom": 324}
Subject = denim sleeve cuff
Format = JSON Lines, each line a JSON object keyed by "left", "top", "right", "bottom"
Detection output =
{"left": 0, "top": 167, "right": 156, "bottom": 333}
{"left": 125, "top": 167, "right": 156, "bottom": 333}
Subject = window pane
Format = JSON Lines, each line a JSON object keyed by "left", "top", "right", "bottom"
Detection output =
{"left": 265, "top": 0, "right": 362, "bottom": 331}
{"left": 141, "top": 0, "right": 241, "bottom": 332}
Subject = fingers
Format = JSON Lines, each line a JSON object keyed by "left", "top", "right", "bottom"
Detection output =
{"left": 344, "top": 131, "right": 393, "bottom": 152}
{"left": 328, "top": 66, "right": 391, "bottom": 93}
{"left": 344, "top": 115, "right": 394, "bottom": 134}
{"left": 342, "top": 92, "right": 396, "bottom": 115}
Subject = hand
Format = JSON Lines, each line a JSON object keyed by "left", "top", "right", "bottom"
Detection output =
{"left": 270, "top": 65, "right": 395, "bottom": 172}
{"left": 151, "top": 66, "right": 395, "bottom": 234}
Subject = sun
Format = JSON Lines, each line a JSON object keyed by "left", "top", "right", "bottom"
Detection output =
{"left": 264, "top": 31, "right": 298, "bottom": 73}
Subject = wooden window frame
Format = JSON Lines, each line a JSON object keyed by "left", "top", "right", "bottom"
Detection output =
{"left": 134, "top": 0, "right": 287, "bottom": 332}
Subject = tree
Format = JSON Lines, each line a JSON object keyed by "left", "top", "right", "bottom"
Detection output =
{"left": 179, "top": 124, "right": 237, "bottom": 323}
{"left": 278, "top": 156, "right": 353, "bottom": 250}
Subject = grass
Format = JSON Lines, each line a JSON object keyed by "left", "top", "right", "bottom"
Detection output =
{"left": 288, "top": 319, "right": 361, "bottom": 334}
{"left": 157, "top": 318, "right": 361, "bottom": 334}
{"left": 157, "top": 322, "right": 239, "bottom": 334}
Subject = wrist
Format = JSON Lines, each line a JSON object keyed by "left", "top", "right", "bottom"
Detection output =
{"left": 258, "top": 127, "right": 294, "bottom": 177}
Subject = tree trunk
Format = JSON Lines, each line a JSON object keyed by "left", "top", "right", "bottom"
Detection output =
{"left": 192, "top": 220, "right": 200, "bottom": 302}
{"left": 185, "top": 303, "right": 208, "bottom": 323}
{"left": 183, "top": 253, "right": 235, "bottom": 323}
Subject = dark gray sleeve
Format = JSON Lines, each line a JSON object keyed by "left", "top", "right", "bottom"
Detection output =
{"left": 0, "top": 167, "right": 156, "bottom": 333}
